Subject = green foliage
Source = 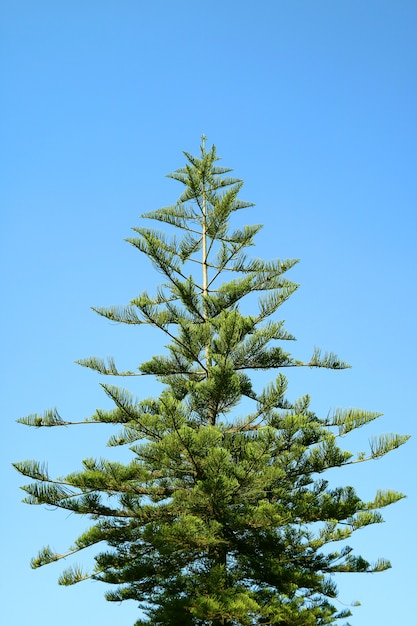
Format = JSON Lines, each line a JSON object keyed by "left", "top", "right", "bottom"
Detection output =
{"left": 14, "top": 139, "right": 409, "bottom": 625}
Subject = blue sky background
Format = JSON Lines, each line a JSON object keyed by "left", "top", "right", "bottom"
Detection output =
{"left": 1, "top": 1, "right": 416, "bottom": 624}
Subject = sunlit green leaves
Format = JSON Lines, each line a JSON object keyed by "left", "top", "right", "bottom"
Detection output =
{"left": 14, "top": 139, "right": 409, "bottom": 626}
{"left": 16, "top": 408, "right": 66, "bottom": 427}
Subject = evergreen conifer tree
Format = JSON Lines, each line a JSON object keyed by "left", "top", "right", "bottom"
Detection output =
{"left": 14, "top": 138, "right": 409, "bottom": 625}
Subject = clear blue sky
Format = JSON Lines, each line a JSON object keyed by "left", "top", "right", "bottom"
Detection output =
{"left": 1, "top": 1, "right": 416, "bottom": 624}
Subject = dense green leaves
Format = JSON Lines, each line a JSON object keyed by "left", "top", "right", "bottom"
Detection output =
{"left": 14, "top": 139, "right": 409, "bottom": 625}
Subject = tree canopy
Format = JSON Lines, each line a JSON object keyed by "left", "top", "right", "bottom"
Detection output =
{"left": 14, "top": 138, "right": 409, "bottom": 625}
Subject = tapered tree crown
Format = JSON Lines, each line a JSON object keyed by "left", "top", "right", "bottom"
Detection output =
{"left": 14, "top": 139, "right": 409, "bottom": 626}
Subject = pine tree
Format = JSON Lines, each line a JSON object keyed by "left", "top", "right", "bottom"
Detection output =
{"left": 14, "top": 138, "right": 409, "bottom": 626}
